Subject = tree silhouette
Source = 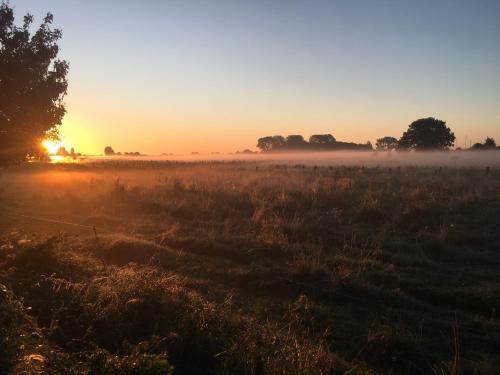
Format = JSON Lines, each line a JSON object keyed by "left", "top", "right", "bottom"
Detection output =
{"left": 257, "top": 136, "right": 285, "bottom": 151}
{"left": 0, "top": 3, "right": 68, "bottom": 162}
{"left": 484, "top": 137, "right": 496, "bottom": 149}
{"left": 471, "top": 137, "right": 497, "bottom": 150}
{"left": 257, "top": 136, "right": 273, "bottom": 152}
{"left": 398, "top": 118, "right": 455, "bottom": 150}
{"left": 285, "top": 135, "right": 308, "bottom": 149}
{"left": 309, "top": 134, "right": 336, "bottom": 145}
{"left": 256, "top": 134, "right": 371, "bottom": 152}
{"left": 376, "top": 136, "right": 398, "bottom": 151}
{"left": 56, "top": 146, "right": 68, "bottom": 156}
{"left": 104, "top": 146, "right": 115, "bottom": 156}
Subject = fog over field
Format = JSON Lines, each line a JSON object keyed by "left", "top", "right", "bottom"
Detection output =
{"left": 89, "top": 150, "right": 500, "bottom": 167}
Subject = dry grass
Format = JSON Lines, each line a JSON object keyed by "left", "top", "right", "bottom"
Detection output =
{"left": 0, "top": 161, "right": 499, "bottom": 374}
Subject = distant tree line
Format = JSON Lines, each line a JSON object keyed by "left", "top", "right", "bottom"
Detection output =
{"left": 257, "top": 117, "right": 457, "bottom": 153}
{"left": 258, "top": 117, "right": 498, "bottom": 153}
{"left": 54, "top": 146, "right": 80, "bottom": 158}
{"left": 104, "top": 146, "right": 141, "bottom": 156}
{"left": 257, "top": 134, "right": 372, "bottom": 152}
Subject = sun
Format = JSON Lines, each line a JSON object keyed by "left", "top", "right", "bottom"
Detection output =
{"left": 42, "top": 139, "right": 65, "bottom": 154}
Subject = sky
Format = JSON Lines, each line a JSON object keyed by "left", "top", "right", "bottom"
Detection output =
{"left": 10, "top": 0, "right": 500, "bottom": 154}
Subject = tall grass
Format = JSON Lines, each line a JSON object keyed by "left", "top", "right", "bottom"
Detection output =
{"left": 0, "top": 162, "right": 499, "bottom": 373}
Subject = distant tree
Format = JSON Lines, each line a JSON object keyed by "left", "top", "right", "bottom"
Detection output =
{"left": 376, "top": 136, "right": 398, "bottom": 151}
{"left": 257, "top": 135, "right": 286, "bottom": 152}
{"left": 285, "top": 135, "right": 308, "bottom": 149}
{"left": 309, "top": 134, "right": 336, "bottom": 145}
{"left": 236, "top": 149, "right": 256, "bottom": 154}
{"left": 257, "top": 134, "right": 372, "bottom": 152}
{"left": 484, "top": 137, "right": 496, "bottom": 149}
{"left": 104, "top": 146, "right": 115, "bottom": 155}
{"left": 471, "top": 137, "right": 497, "bottom": 150}
{"left": 257, "top": 136, "right": 275, "bottom": 152}
{"left": 471, "top": 142, "right": 483, "bottom": 150}
{"left": 398, "top": 118, "right": 455, "bottom": 150}
{"left": 56, "top": 146, "right": 68, "bottom": 156}
{"left": 0, "top": 3, "right": 69, "bottom": 162}
{"left": 271, "top": 135, "right": 286, "bottom": 149}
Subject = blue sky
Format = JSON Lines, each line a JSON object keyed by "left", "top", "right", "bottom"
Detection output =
{"left": 9, "top": 0, "right": 500, "bottom": 153}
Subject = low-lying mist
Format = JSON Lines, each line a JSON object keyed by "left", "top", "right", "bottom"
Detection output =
{"left": 89, "top": 150, "right": 500, "bottom": 167}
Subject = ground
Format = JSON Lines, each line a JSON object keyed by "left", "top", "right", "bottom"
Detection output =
{"left": 1, "top": 160, "right": 499, "bottom": 374}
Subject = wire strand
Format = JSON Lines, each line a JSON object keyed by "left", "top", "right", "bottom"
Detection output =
{"left": 0, "top": 208, "right": 113, "bottom": 233}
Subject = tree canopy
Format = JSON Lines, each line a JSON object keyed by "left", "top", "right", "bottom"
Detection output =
{"left": 285, "top": 135, "right": 308, "bottom": 149}
{"left": 104, "top": 146, "right": 115, "bottom": 156}
{"left": 471, "top": 137, "right": 497, "bottom": 150}
{"left": 398, "top": 118, "right": 455, "bottom": 150}
{"left": 484, "top": 137, "right": 496, "bottom": 149}
{"left": 256, "top": 136, "right": 285, "bottom": 152}
{"left": 309, "top": 134, "right": 336, "bottom": 146}
{"left": 376, "top": 136, "right": 398, "bottom": 151}
{"left": 256, "top": 133, "right": 372, "bottom": 152}
{"left": 0, "top": 3, "right": 68, "bottom": 162}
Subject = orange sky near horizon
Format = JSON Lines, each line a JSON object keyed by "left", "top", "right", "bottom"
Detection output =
{"left": 59, "top": 93, "right": 499, "bottom": 155}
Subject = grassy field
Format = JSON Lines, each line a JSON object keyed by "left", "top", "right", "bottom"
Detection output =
{"left": 1, "top": 161, "right": 499, "bottom": 374}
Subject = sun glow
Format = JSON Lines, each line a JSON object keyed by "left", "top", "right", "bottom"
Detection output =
{"left": 42, "top": 139, "right": 66, "bottom": 154}
{"left": 41, "top": 138, "right": 80, "bottom": 163}
{"left": 42, "top": 139, "right": 73, "bottom": 155}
